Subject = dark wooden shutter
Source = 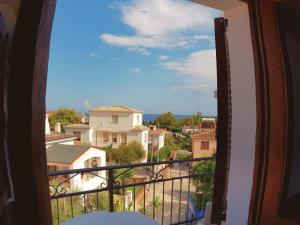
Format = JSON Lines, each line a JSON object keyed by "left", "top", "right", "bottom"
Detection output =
{"left": 211, "top": 17, "right": 232, "bottom": 225}
{"left": 0, "top": 13, "right": 12, "bottom": 216}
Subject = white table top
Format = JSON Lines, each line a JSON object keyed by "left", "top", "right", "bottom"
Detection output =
{"left": 61, "top": 211, "right": 159, "bottom": 225}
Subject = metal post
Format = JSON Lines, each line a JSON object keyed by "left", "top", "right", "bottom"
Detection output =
{"left": 108, "top": 168, "right": 114, "bottom": 212}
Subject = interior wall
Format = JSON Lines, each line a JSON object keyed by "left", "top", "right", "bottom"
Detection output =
{"left": 224, "top": 3, "right": 256, "bottom": 225}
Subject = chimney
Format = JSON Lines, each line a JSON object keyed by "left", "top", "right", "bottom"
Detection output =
{"left": 55, "top": 123, "right": 61, "bottom": 133}
{"left": 45, "top": 114, "right": 51, "bottom": 135}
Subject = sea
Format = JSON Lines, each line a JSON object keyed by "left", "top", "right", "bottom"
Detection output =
{"left": 143, "top": 114, "right": 190, "bottom": 123}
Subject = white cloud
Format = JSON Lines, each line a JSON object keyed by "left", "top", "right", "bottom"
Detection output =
{"left": 120, "top": 0, "right": 214, "bottom": 36}
{"left": 127, "top": 46, "right": 151, "bottom": 55}
{"left": 160, "top": 49, "right": 217, "bottom": 91}
{"left": 100, "top": 0, "right": 217, "bottom": 52}
{"left": 83, "top": 99, "right": 92, "bottom": 109}
{"left": 130, "top": 67, "right": 142, "bottom": 73}
{"left": 89, "top": 52, "right": 103, "bottom": 58}
{"left": 159, "top": 55, "right": 169, "bottom": 60}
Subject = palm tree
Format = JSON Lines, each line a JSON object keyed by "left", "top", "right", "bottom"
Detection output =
{"left": 106, "top": 144, "right": 113, "bottom": 162}
{"left": 151, "top": 195, "right": 162, "bottom": 210}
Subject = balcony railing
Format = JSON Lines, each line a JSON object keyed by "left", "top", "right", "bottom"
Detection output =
{"left": 48, "top": 157, "right": 215, "bottom": 225}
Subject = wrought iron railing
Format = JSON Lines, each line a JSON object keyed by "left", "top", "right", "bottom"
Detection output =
{"left": 48, "top": 157, "right": 215, "bottom": 225}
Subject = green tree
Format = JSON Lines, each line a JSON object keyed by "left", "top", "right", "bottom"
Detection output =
{"left": 179, "top": 112, "right": 203, "bottom": 127}
{"left": 165, "top": 133, "right": 178, "bottom": 149}
{"left": 49, "top": 108, "right": 81, "bottom": 130}
{"left": 111, "top": 141, "right": 145, "bottom": 164}
{"left": 191, "top": 112, "right": 202, "bottom": 125}
{"left": 154, "top": 112, "right": 178, "bottom": 129}
{"left": 180, "top": 116, "right": 194, "bottom": 126}
{"left": 157, "top": 146, "right": 170, "bottom": 161}
{"left": 193, "top": 159, "right": 215, "bottom": 210}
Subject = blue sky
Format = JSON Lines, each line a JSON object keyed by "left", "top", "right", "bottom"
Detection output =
{"left": 46, "top": 0, "right": 220, "bottom": 115}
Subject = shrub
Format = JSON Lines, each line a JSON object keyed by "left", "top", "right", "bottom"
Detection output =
{"left": 157, "top": 146, "right": 170, "bottom": 161}
{"left": 176, "top": 150, "right": 192, "bottom": 159}
{"left": 111, "top": 141, "right": 145, "bottom": 164}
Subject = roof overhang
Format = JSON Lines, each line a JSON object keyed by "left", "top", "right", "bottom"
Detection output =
{"left": 192, "top": 0, "right": 242, "bottom": 11}
{"left": 45, "top": 137, "right": 77, "bottom": 145}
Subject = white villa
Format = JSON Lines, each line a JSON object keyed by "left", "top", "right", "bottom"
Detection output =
{"left": 45, "top": 114, "right": 77, "bottom": 148}
{"left": 64, "top": 106, "right": 149, "bottom": 162}
{"left": 148, "top": 125, "right": 167, "bottom": 152}
{"left": 47, "top": 144, "right": 106, "bottom": 191}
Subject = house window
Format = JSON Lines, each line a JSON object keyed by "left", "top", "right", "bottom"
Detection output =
{"left": 121, "top": 134, "right": 127, "bottom": 145}
{"left": 91, "top": 157, "right": 100, "bottom": 168}
{"left": 201, "top": 141, "right": 209, "bottom": 150}
{"left": 111, "top": 115, "right": 118, "bottom": 124}
{"left": 73, "top": 131, "right": 81, "bottom": 140}
{"left": 112, "top": 133, "right": 117, "bottom": 143}
{"left": 137, "top": 115, "right": 140, "bottom": 124}
{"left": 103, "top": 133, "right": 109, "bottom": 142}
{"left": 82, "top": 157, "right": 101, "bottom": 180}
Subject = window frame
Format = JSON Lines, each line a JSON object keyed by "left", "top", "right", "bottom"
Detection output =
{"left": 112, "top": 133, "right": 117, "bottom": 143}
{"left": 103, "top": 133, "right": 109, "bottom": 143}
{"left": 201, "top": 141, "right": 210, "bottom": 150}
{"left": 111, "top": 115, "right": 118, "bottom": 124}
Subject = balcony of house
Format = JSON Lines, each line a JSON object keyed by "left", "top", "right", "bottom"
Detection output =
{"left": 48, "top": 157, "right": 215, "bottom": 225}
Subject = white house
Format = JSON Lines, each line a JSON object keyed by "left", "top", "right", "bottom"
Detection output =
{"left": 64, "top": 123, "right": 93, "bottom": 145}
{"left": 45, "top": 133, "right": 77, "bottom": 149}
{"left": 148, "top": 125, "right": 167, "bottom": 152}
{"left": 45, "top": 114, "right": 77, "bottom": 148}
{"left": 47, "top": 144, "right": 106, "bottom": 191}
{"left": 64, "top": 106, "right": 149, "bottom": 162}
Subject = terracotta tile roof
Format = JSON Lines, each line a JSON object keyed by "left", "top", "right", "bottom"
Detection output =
{"left": 131, "top": 125, "right": 149, "bottom": 131}
{"left": 192, "top": 130, "right": 216, "bottom": 140}
{"left": 46, "top": 111, "right": 56, "bottom": 116}
{"left": 90, "top": 105, "right": 142, "bottom": 113}
{"left": 183, "top": 125, "right": 202, "bottom": 129}
{"left": 64, "top": 124, "right": 91, "bottom": 129}
{"left": 149, "top": 129, "right": 167, "bottom": 136}
{"left": 45, "top": 132, "right": 77, "bottom": 143}
{"left": 97, "top": 129, "right": 130, "bottom": 132}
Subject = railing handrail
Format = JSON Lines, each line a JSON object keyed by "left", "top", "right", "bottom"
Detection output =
{"left": 48, "top": 156, "right": 216, "bottom": 225}
{"left": 48, "top": 156, "right": 215, "bottom": 176}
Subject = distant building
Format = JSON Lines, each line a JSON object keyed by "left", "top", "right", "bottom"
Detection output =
{"left": 201, "top": 117, "right": 216, "bottom": 129}
{"left": 45, "top": 132, "right": 77, "bottom": 149}
{"left": 64, "top": 106, "right": 149, "bottom": 162}
{"left": 191, "top": 130, "right": 216, "bottom": 158}
{"left": 45, "top": 114, "right": 77, "bottom": 148}
{"left": 182, "top": 124, "right": 202, "bottom": 134}
{"left": 182, "top": 117, "right": 216, "bottom": 134}
{"left": 148, "top": 125, "right": 167, "bottom": 152}
{"left": 80, "top": 113, "right": 89, "bottom": 124}
{"left": 47, "top": 144, "right": 106, "bottom": 191}
{"left": 64, "top": 123, "right": 92, "bottom": 145}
